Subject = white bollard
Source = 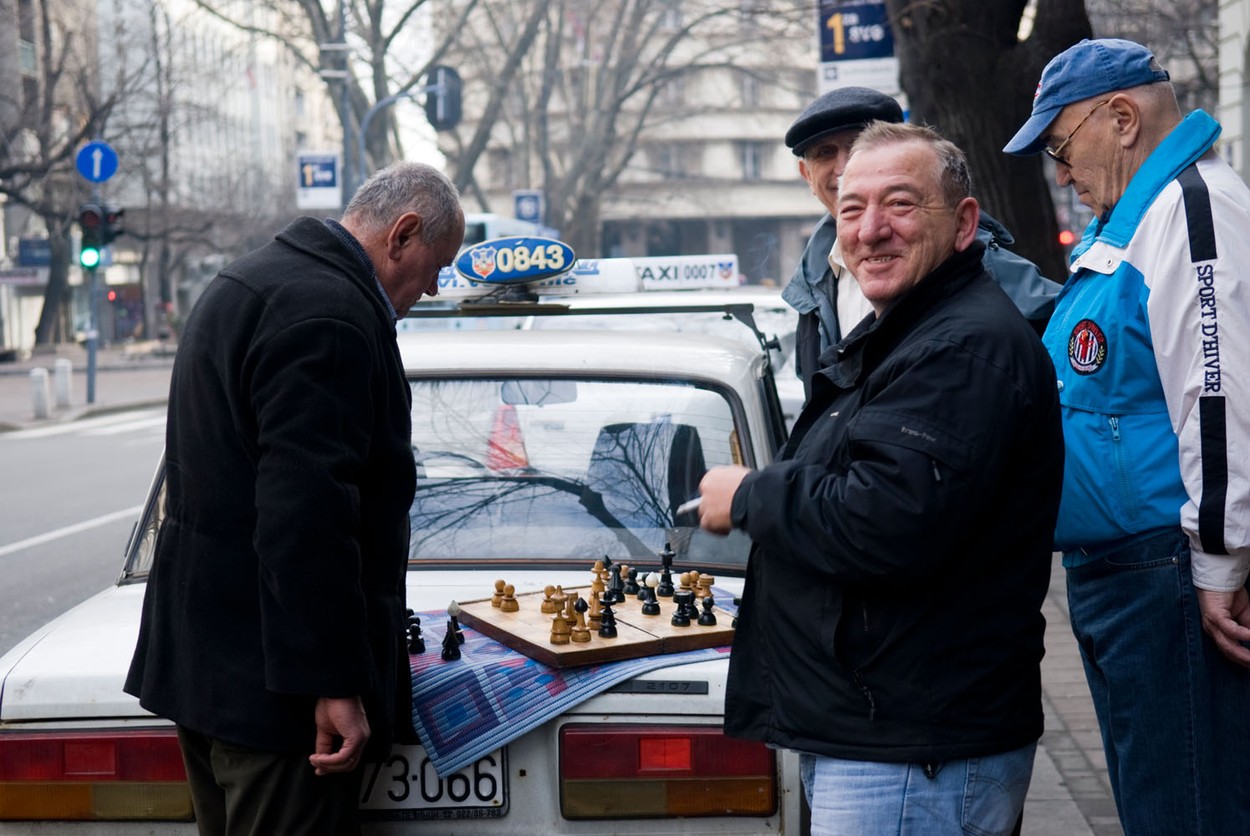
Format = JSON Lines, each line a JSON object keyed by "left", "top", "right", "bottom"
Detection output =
{"left": 53, "top": 357, "right": 74, "bottom": 409}
{"left": 30, "top": 367, "right": 51, "bottom": 420}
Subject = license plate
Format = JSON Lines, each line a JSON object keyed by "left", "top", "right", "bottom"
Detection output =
{"left": 358, "top": 745, "right": 509, "bottom": 821}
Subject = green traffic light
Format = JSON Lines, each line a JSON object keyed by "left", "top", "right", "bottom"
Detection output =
{"left": 80, "top": 247, "right": 101, "bottom": 269}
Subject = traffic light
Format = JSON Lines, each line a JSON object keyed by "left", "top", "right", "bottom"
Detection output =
{"left": 102, "top": 204, "right": 125, "bottom": 245}
{"left": 424, "top": 65, "right": 461, "bottom": 131}
{"left": 78, "top": 203, "right": 103, "bottom": 269}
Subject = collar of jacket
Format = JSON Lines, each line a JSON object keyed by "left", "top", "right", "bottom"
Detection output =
{"left": 782, "top": 213, "right": 837, "bottom": 315}
{"left": 1089, "top": 110, "right": 1220, "bottom": 250}
{"left": 275, "top": 217, "right": 397, "bottom": 330}
{"left": 818, "top": 240, "right": 987, "bottom": 389}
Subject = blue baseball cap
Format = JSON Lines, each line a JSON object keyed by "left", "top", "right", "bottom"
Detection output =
{"left": 1003, "top": 38, "right": 1170, "bottom": 156}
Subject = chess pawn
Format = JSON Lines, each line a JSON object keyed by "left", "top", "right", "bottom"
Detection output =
{"left": 563, "top": 592, "right": 579, "bottom": 631}
{"left": 571, "top": 597, "right": 592, "bottom": 643}
{"left": 540, "top": 584, "right": 558, "bottom": 613}
{"left": 500, "top": 583, "right": 519, "bottom": 612}
{"left": 491, "top": 579, "right": 506, "bottom": 607}
{"left": 552, "top": 585, "right": 569, "bottom": 615}
{"left": 698, "top": 596, "right": 718, "bottom": 626}
{"left": 698, "top": 575, "right": 715, "bottom": 600}
{"left": 641, "top": 584, "right": 661, "bottom": 616}
{"left": 550, "top": 609, "right": 572, "bottom": 645}
{"left": 609, "top": 564, "right": 626, "bottom": 604}
{"left": 590, "top": 574, "right": 606, "bottom": 607}
{"left": 635, "top": 571, "right": 650, "bottom": 601}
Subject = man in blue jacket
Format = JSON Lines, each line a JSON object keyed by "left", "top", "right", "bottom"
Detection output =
{"left": 697, "top": 122, "right": 1062, "bottom": 835}
{"left": 783, "top": 86, "right": 1060, "bottom": 401}
{"left": 1005, "top": 38, "right": 1250, "bottom": 834}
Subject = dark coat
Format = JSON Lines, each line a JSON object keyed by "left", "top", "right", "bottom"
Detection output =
{"left": 725, "top": 243, "right": 1063, "bottom": 763}
{"left": 125, "top": 218, "right": 415, "bottom": 758}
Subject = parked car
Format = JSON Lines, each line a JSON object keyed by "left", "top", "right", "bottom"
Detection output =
{"left": 0, "top": 272, "right": 802, "bottom": 833}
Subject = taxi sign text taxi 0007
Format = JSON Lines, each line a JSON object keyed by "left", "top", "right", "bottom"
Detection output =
{"left": 455, "top": 237, "right": 575, "bottom": 286}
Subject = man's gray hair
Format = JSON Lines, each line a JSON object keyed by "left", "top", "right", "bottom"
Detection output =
{"left": 343, "top": 162, "right": 462, "bottom": 245}
{"left": 851, "top": 121, "right": 974, "bottom": 208}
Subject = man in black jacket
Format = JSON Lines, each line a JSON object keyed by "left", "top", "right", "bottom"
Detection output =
{"left": 782, "top": 86, "right": 1060, "bottom": 402}
{"left": 125, "top": 162, "right": 463, "bottom": 835}
{"left": 696, "top": 123, "right": 1062, "bottom": 835}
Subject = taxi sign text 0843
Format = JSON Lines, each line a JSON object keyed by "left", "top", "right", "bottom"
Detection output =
{"left": 455, "top": 237, "right": 575, "bottom": 286}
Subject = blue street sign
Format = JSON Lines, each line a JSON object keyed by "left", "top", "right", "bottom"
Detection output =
{"left": 819, "top": 0, "right": 894, "bottom": 63}
{"left": 513, "top": 190, "right": 544, "bottom": 224}
{"left": 76, "top": 141, "right": 119, "bottom": 183}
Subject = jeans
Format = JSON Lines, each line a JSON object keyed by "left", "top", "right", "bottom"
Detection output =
{"left": 800, "top": 742, "right": 1036, "bottom": 836}
{"left": 1066, "top": 527, "right": 1250, "bottom": 835}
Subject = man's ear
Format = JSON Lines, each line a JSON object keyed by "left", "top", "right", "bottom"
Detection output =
{"left": 952, "top": 198, "right": 980, "bottom": 252}
{"left": 1107, "top": 94, "right": 1141, "bottom": 149}
{"left": 387, "top": 213, "right": 424, "bottom": 259}
{"left": 798, "top": 158, "right": 815, "bottom": 192}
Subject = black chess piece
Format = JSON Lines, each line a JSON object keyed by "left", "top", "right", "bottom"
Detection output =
{"left": 636, "top": 571, "right": 651, "bottom": 601}
{"left": 598, "top": 594, "right": 618, "bottom": 638}
{"left": 623, "top": 567, "right": 640, "bottom": 597}
{"left": 447, "top": 604, "right": 466, "bottom": 645}
{"left": 641, "top": 586, "right": 661, "bottom": 616}
{"left": 609, "top": 563, "right": 626, "bottom": 604}
{"left": 671, "top": 590, "right": 692, "bottom": 627}
{"left": 657, "top": 543, "right": 675, "bottom": 598}
{"left": 407, "top": 613, "right": 426, "bottom": 653}
{"left": 698, "top": 596, "right": 718, "bottom": 626}
{"left": 440, "top": 620, "right": 461, "bottom": 661}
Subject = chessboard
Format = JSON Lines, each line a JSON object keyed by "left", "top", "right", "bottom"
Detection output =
{"left": 455, "top": 571, "right": 736, "bottom": 669}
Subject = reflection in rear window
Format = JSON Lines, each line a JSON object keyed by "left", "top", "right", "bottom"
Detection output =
{"left": 407, "top": 377, "right": 752, "bottom": 569}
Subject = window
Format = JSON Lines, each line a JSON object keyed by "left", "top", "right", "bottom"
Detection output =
{"left": 741, "top": 142, "right": 762, "bottom": 181}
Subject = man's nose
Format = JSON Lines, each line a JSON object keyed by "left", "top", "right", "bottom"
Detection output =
{"left": 856, "top": 204, "right": 891, "bottom": 242}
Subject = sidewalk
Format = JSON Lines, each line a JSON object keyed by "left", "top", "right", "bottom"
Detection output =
{"left": 0, "top": 341, "right": 174, "bottom": 431}
{"left": 0, "top": 342, "right": 1123, "bottom": 834}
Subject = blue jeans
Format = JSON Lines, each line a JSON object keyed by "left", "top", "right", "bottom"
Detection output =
{"left": 800, "top": 743, "right": 1035, "bottom": 836}
{"left": 1066, "top": 527, "right": 1250, "bottom": 835}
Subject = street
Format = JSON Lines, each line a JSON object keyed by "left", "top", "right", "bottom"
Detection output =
{"left": 0, "top": 407, "right": 164, "bottom": 656}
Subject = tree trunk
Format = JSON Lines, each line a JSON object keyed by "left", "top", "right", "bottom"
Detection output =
{"left": 33, "top": 229, "right": 73, "bottom": 346}
{"left": 885, "top": 0, "right": 1092, "bottom": 282}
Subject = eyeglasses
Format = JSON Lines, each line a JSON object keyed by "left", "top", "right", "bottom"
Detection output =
{"left": 1043, "top": 100, "right": 1110, "bottom": 166}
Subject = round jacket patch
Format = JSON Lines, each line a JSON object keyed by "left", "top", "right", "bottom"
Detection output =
{"left": 1068, "top": 319, "right": 1107, "bottom": 375}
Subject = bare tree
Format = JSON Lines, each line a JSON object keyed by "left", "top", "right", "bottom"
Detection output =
{"left": 438, "top": 0, "right": 808, "bottom": 256}
{"left": 0, "top": 0, "right": 162, "bottom": 346}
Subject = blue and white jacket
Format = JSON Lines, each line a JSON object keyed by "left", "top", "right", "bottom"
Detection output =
{"left": 1045, "top": 110, "right": 1250, "bottom": 592}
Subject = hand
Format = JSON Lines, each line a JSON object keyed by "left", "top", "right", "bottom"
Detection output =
{"left": 696, "top": 466, "right": 752, "bottom": 535}
{"left": 1197, "top": 586, "right": 1250, "bottom": 668}
{"left": 308, "top": 696, "right": 371, "bottom": 776}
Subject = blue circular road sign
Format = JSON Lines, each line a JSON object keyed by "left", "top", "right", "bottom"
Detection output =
{"left": 76, "top": 141, "right": 119, "bottom": 183}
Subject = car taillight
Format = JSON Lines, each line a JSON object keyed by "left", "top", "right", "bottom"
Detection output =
{"left": 559, "top": 724, "right": 776, "bottom": 819}
{"left": 0, "top": 729, "right": 192, "bottom": 821}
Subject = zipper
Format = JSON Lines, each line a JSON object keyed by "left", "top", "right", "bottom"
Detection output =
{"left": 852, "top": 671, "right": 876, "bottom": 722}
{"left": 1108, "top": 416, "right": 1138, "bottom": 523}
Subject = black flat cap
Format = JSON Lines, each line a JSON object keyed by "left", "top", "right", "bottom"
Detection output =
{"left": 785, "top": 87, "right": 904, "bottom": 157}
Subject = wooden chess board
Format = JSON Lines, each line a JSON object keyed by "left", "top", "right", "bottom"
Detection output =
{"left": 456, "top": 585, "right": 736, "bottom": 669}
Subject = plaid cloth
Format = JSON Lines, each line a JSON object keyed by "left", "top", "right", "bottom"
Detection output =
{"left": 408, "top": 589, "right": 737, "bottom": 777}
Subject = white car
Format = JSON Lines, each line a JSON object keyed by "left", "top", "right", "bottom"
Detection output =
{"left": 0, "top": 306, "right": 802, "bottom": 832}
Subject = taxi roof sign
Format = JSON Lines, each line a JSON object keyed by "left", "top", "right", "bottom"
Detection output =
{"left": 454, "top": 236, "right": 576, "bottom": 286}
{"left": 435, "top": 256, "right": 641, "bottom": 301}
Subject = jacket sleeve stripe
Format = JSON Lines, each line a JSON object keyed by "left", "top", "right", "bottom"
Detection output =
{"left": 1199, "top": 395, "right": 1230, "bottom": 555}
{"left": 1178, "top": 165, "right": 1217, "bottom": 263}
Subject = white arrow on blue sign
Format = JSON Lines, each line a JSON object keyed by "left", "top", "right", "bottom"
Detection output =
{"left": 76, "top": 141, "right": 119, "bottom": 183}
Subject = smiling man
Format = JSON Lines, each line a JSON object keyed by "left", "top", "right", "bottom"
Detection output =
{"left": 696, "top": 122, "right": 1063, "bottom": 835}
{"left": 1005, "top": 38, "right": 1250, "bottom": 834}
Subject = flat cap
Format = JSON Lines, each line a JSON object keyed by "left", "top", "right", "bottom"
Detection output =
{"left": 785, "top": 87, "right": 904, "bottom": 157}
